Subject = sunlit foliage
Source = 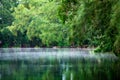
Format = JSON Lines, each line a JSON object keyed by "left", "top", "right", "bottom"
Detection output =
{"left": 0, "top": 0, "right": 119, "bottom": 54}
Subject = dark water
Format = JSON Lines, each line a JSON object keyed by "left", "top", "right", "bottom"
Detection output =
{"left": 0, "top": 48, "right": 120, "bottom": 80}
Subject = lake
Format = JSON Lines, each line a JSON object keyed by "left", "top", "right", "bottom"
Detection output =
{"left": 0, "top": 48, "right": 120, "bottom": 80}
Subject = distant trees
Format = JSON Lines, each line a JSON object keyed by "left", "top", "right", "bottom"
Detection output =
{"left": 58, "top": 0, "right": 120, "bottom": 54}
{"left": 0, "top": 0, "right": 18, "bottom": 47}
{"left": 109, "top": 0, "right": 120, "bottom": 54}
{"left": 0, "top": 0, "right": 17, "bottom": 29}
{"left": 0, "top": 0, "right": 119, "bottom": 54}
{"left": 4, "top": 0, "right": 70, "bottom": 47}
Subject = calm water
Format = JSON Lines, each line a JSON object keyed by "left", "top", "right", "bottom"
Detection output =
{"left": 0, "top": 48, "right": 120, "bottom": 80}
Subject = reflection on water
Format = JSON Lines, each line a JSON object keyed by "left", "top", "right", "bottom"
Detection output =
{"left": 0, "top": 48, "right": 120, "bottom": 80}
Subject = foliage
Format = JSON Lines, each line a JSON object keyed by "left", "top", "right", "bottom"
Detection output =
{"left": 0, "top": 0, "right": 17, "bottom": 29}
{"left": 0, "top": 0, "right": 120, "bottom": 54}
{"left": 58, "top": 0, "right": 120, "bottom": 54}
{"left": 1, "top": 28, "right": 14, "bottom": 47}
{"left": 7, "top": 0, "right": 70, "bottom": 47}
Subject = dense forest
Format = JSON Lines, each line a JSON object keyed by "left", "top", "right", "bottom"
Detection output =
{"left": 0, "top": 0, "right": 120, "bottom": 54}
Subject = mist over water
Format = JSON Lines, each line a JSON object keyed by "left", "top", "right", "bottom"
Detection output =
{"left": 0, "top": 48, "right": 120, "bottom": 80}
{"left": 0, "top": 48, "right": 117, "bottom": 60}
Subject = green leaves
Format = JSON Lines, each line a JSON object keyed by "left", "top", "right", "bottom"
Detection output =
{"left": 7, "top": 0, "right": 70, "bottom": 47}
{"left": 0, "top": 0, "right": 120, "bottom": 52}
{"left": 58, "top": 0, "right": 120, "bottom": 54}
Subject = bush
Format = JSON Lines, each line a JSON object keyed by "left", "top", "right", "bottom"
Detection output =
{"left": 113, "top": 36, "right": 120, "bottom": 55}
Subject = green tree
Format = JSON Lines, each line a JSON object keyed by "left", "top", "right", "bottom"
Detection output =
{"left": 58, "top": 0, "right": 120, "bottom": 54}
{"left": 0, "top": 0, "right": 18, "bottom": 47}
{"left": 0, "top": 0, "right": 17, "bottom": 29}
{"left": 108, "top": 0, "right": 120, "bottom": 54}
{"left": 9, "top": 0, "right": 70, "bottom": 47}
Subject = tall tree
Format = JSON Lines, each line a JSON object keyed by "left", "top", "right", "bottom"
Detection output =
{"left": 0, "top": 0, "right": 17, "bottom": 29}
{"left": 9, "top": 0, "right": 70, "bottom": 47}
{"left": 0, "top": 0, "right": 18, "bottom": 47}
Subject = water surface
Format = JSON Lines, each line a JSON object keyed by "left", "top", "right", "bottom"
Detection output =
{"left": 0, "top": 48, "right": 120, "bottom": 80}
